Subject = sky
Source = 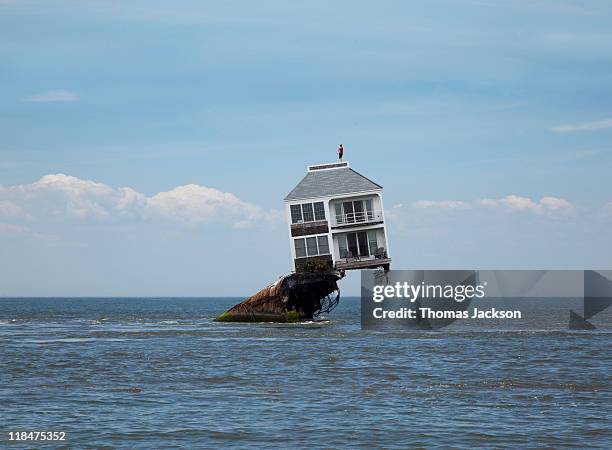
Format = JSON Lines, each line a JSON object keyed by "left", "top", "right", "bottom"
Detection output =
{"left": 1, "top": 0, "right": 611, "bottom": 296}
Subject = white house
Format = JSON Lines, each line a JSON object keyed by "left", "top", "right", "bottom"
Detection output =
{"left": 284, "top": 161, "right": 391, "bottom": 273}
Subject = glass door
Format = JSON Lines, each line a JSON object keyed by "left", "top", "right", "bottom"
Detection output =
{"left": 343, "top": 201, "right": 354, "bottom": 223}
{"left": 335, "top": 198, "right": 375, "bottom": 225}
{"left": 365, "top": 199, "right": 373, "bottom": 221}
{"left": 353, "top": 200, "right": 364, "bottom": 222}
{"left": 344, "top": 232, "right": 371, "bottom": 258}
{"left": 335, "top": 203, "right": 343, "bottom": 224}
{"left": 346, "top": 233, "right": 358, "bottom": 257}
{"left": 367, "top": 230, "right": 378, "bottom": 255}
{"left": 338, "top": 235, "right": 348, "bottom": 258}
{"left": 357, "top": 231, "right": 369, "bottom": 256}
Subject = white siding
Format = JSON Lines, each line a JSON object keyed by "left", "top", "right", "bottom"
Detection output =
{"left": 285, "top": 186, "right": 389, "bottom": 272}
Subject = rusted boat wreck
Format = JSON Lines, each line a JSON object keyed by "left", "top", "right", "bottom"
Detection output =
{"left": 215, "top": 271, "right": 342, "bottom": 323}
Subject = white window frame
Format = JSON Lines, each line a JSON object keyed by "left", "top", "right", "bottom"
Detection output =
{"left": 291, "top": 202, "right": 326, "bottom": 224}
{"left": 290, "top": 204, "right": 303, "bottom": 223}
{"left": 293, "top": 234, "right": 330, "bottom": 258}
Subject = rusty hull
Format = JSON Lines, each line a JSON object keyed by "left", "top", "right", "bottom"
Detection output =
{"left": 215, "top": 272, "right": 342, "bottom": 322}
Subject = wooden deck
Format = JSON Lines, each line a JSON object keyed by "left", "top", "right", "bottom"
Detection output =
{"left": 335, "top": 258, "right": 391, "bottom": 271}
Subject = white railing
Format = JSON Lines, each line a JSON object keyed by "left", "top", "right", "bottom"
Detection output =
{"left": 334, "top": 210, "right": 383, "bottom": 226}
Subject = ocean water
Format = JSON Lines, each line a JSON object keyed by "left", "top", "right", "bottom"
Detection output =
{"left": 1, "top": 297, "right": 610, "bottom": 449}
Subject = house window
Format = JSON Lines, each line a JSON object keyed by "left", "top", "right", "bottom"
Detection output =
{"left": 294, "top": 235, "right": 330, "bottom": 258}
{"left": 317, "top": 236, "right": 329, "bottom": 254}
{"left": 294, "top": 238, "right": 306, "bottom": 258}
{"left": 313, "top": 202, "right": 325, "bottom": 220}
{"left": 335, "top": 199, "right": 375, "bottom": 224}
{"left": 291, "top": 202, "right": 326, "bottom": 224}
{"left": 302, "top": 203, "right": 314, "bottom": 222}
{"left": 306, "top": 237, "right": 318, "bottom": 256}
{"left": 291, "top": 205, "right": 303, "bottom": 223}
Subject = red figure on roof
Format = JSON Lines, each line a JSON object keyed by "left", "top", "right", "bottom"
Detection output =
{"left": 338, "top": 144, "right": 344, "bottom": 160}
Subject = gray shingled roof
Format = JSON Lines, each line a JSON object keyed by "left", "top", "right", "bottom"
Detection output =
{"left": 285, "top": 167, "right": 382, "bottom": 201}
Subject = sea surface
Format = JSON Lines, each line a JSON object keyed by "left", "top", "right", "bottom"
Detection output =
{"left": 1, "top": 297, "right": 611, "bottom": 449}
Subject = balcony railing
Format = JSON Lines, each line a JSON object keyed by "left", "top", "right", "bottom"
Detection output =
{"left": 334, "top": 210, "right": 383, "bottom": 226}
{"left": 335, "top": 255, "right": 391, "bottom": 271}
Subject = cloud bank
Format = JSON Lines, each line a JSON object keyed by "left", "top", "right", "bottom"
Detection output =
{"left": 551, "top": 117, "right": 612, "bottom": 133}
{"left": 409, "top": 194, "right": 573, "bottom": 214}
{"left": 0, "top": 174, "right": 280, "bottom": 230}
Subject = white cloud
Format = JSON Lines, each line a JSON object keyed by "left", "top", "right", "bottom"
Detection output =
{"left": 413, "top": 195, "right": 572, "bottom": 214}
{"left": 23, "top": 90, "right": 79, "bottom": 102}
{"left": 147, "top": 184, "right": 278, "bottom": 227}
{"left": 551, "top": 117, "right": 612, "bottom": 133}
{"left": 539, "top": 196, "right": 572, "bottom": 211}
{"left": 0, "top": 174, "right": 280, "bottom": 229}
{"left": 0, "top": 200, "right": 27, "bottom": 219}
{"left": 503, "top": 194, "right": 541, "bottom": 211}
{"left": 413, "top": 200, "right": 471, "bottom": 210}
{"left": 480, "top": 195, "right": 573, "bottom": 213}
{"left": 116, "top": 187, "right": 148, "bottom": 215}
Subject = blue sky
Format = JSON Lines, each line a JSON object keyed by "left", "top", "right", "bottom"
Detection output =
{"left": 1, "top": 0, "right": 611, "bottom": 296}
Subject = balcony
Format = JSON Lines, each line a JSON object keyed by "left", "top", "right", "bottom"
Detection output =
{"left": 332, "top": 211, "right": 383, "bottom": 228}
{"left": 334, "top": 246, "right": 390, "bottom": 271}
{"left": 335, "top": 255, "right": 391, "bottom": 271}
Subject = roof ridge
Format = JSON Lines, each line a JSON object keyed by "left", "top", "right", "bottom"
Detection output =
{"left": 284, "top": 166, "right": 382, "bottom": 201}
